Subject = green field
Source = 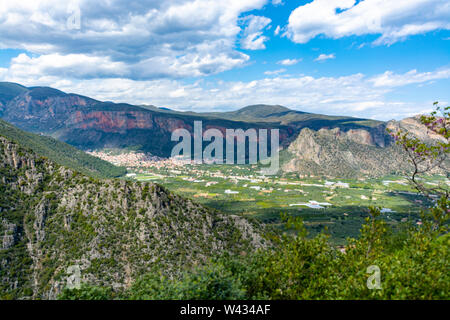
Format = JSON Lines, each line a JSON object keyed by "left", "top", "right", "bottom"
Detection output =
{"left": 129, "top": 163, "right": 445, "bottom": 244}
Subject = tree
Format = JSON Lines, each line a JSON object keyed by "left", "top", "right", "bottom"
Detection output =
{"left": 388, "top": 102, "right": 449, "bottom": 199}
{"left": 388, "top": 102, "right": 449, "bottom": 230}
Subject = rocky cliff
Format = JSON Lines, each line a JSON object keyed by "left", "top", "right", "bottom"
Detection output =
{"left": 283, "top": 126, "right": 409, "bottom": 177}
{"left": 283, "top": 117, "right": 447, "bottom": 177}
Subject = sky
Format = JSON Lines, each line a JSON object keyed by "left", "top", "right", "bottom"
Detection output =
{"left": 0, "top": 0, "right": 449, "bottom": 120}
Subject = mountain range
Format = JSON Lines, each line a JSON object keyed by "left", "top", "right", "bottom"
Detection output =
{"left": 0, "top": 82, "right": 441, "bottom": 177}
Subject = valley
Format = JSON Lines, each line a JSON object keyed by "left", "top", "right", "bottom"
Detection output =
{"left": 88, "top": 149, "right": 445, "bottom": 244}
{"left": 0, "top": 81, "right": 448, "bottom": 300}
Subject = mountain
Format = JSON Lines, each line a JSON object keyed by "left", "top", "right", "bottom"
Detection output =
{"left": 194, "top": 104, "right": 297, "bottom": 121}
{"left": 196, "top": 104, "right": 382, "bottom": 129}
{"left": 283, "top": 116, "right": 449, "bottom": 177}
{"left": 0, "top": 82, "right": 441, "bottom": 177}
{"left": 0, "top": 118, "right": 126, "bottom": 178}
{"left": 283, "top": 127, "right": 409, "bottom": 177}
{"left": 0, "top": 82, "right": 28, "bottom": 108}
{"left": 0, "top": 134, "right": 266, "bottom": 299}
{"left": 0, "top": 84, "right": 99, "bottom": 133}
{"left": 0, "top": 82, "right": 380, "bottom": 157}
{"left": 0, "top": 83, "right": 298, "bottom": 156}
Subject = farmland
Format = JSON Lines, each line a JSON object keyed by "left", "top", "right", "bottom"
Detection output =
{"left": 126, "top": 161, "right": 446, "bottom": 244}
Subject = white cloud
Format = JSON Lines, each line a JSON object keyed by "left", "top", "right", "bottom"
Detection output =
{"left": 240, "top": 15, "right": 272, "bottom": 50}
{"left": 314, "top": 53, "right": 335, "bottom": 62}
{"left": 8, "top": 53, "right": 128, "bottom": 79}
{"left": 1, "top": 51, "right": 250, "bottom": 81}
{"left": 277, "top": 58, "right": 302, "bottom": 66}
{"left": 272, "top": 0, "right": 284, "bottom": 6}
{"left": 369, "top": 68, "right": 450, "bottom": 87}
{"left": 264, "top": 68, "right": 286, "bottom": 75}
{"left": 286, "top": 0, "right": 450, "bottom": 45}
{"left": 0, "top": 0, "right": 268, "bottom": 79}
{"left": 274, "top": 25, "right": 281, "bottom": 36}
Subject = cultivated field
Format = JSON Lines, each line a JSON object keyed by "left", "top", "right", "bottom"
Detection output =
{"left": 129, "top": 163, "right": 446, "bottom": 244}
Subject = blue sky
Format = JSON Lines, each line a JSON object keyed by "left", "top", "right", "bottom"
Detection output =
{"left": 0, "top": 0, "right": 449, "bottom": 120}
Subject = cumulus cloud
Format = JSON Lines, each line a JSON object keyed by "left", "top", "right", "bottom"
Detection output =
{"left": 240, "top": 15, "right": 272, "bottom": 50}
{"left": 7, "top": 53, "right": 128, "bottom": 80}
{"left": 286, "top": 0, "right": 450, "bottom": 45}
{"left": 277, "top": 58, "right": 302, "bottom": 66}
{"left": 1, "top": 50, "right": 251, "bottom": 81}
{"left": 314, "top": 53, "right": 335, "bottom": 62}
{"left": 0, "top": 0, "right": 268, "bottom": 79}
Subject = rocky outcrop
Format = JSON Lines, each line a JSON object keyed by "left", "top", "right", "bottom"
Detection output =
{"left": 337, "top": 126, "right": 388, "bottom": 147}
{"left": 1, "top": 220, "right": 18, "bottom": 250}
{"left": 283, "top": 117, "right": 448, "bottom": 177}
{"left": 387, "top": 116, "right": 448, "bottom": 143}
{"left": 283, "top": 127, "right": 410, "bottom": 177}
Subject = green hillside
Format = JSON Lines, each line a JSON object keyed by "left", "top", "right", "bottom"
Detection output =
{"left": 0, "top": 119, "right": 126, "bottom": 178}
{"left": 151, "top": 104, "right": 383, "bottom": 132}
{"left": 196, "top": 105, "right": 382, "bottom": 127}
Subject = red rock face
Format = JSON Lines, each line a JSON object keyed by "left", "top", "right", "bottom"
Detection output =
{"left": 71, "top": 111, "right": 154, "bottom": 132}
{"left": 154, "top": 117, "right": 192, "bottom": 133}
{"left": 67, "top": 110, "right": 198, "bottom": 134}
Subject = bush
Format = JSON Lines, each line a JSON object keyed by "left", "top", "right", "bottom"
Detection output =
{"left": 128, "top": 264, "right": 245, "bottom": 300}
{"left": 58, "top": 284, "right": 113, "bottom": 300}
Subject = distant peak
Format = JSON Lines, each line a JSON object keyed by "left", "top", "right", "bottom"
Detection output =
{"left": 0, "top": 81, "right": 28, "bottom": 89}
{"left": 228, "top": 104, "right": 311, "bottom": 120}
{"left": 27, "top": 86, "right": 67, "bottom": 99}
{"left": 238, "top": 104, "right": 291, "bottom": 112}
{"left": 0, "top": 82, "right": 30, "bottom": 103}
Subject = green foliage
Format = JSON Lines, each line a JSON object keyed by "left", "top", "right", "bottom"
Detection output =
{"left": 221, "top": 208, "right": 448, "bottom": 300}
{"left": 58, "top": 284, "right": 113, "bottom": 300}
{"left": 128, "top": 264, "right": 245, "bottom": 300}
{"left": 79, "top": 209, "right": 448, "bottom": 300}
